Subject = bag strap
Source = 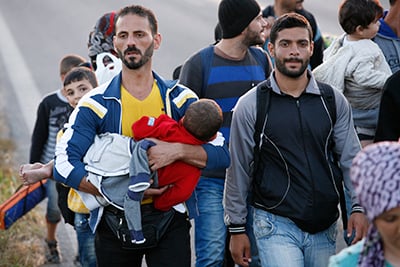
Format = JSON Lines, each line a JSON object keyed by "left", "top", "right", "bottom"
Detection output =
{"left": 254, "top": 81, "right": 337, "bottom": 157}
{"left": 317, "top": 82, "right": 336, "bottom": 124}
{"left": 253, "top": 80, "right": 272, "bottom": 174}
{"left": 200, "top": 46, "right": 271, "bottom": 97}
{"left": 248, "top": 47, "right": 271, "bottom": 78}
{"left": 318, "top": 82, "right": 348, "bottom": 228}
{"left": 199, "top": 45, "right": 215, "bottom": 98}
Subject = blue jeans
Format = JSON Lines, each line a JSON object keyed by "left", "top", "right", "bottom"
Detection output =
{"left": 253, "top": 209, "right": 337, "bottom": 267}
{"left": 74, "top": 213, "right": 96, "bottom": 267}
{"left": 194, "top": 177, "right": 226, "bottom": 267}
{"left": 342, "top": 185, "right": 356, "bottom": 246}
{"left": 45, "top": 179, "right": 61, "bottom": 223}
{"left": 246, "top": 205, "right": 260, "bottom": 267}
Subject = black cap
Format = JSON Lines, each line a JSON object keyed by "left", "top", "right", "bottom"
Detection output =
{"left": 218, "top": 0, "right": 260, "bottom": 39}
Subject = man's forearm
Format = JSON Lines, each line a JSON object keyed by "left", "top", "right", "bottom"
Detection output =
{"left": 147, "top": 140, "right": 207, "bottom": 170}
{"left": 178, "top": 143, "right": 207, "bottom": 168}
{"left": 78, "top": 177, "right": 101, "bottom": 196}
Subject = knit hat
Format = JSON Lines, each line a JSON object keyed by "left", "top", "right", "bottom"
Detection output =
{"left": 350, "top": 141, "right": 400, "bottom": 267}
{"left": 218, "top": 0, "right": 260, "bottom": 39}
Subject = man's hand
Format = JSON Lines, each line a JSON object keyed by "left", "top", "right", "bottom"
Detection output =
{"left": 347, "top": 212, "right": 369, "bottom": 244}
{"left": 146, "top": 139, "right": 181, "bottom": 171}
{"left": 230, "top": 233, "right": 252, "bottom": 267}
{"left": 146, "top": 138, "right": 207, "bottom": 171}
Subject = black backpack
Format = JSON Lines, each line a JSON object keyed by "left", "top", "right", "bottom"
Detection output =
{"left": 252, "top": 80, "right": 349, "bottom": 228}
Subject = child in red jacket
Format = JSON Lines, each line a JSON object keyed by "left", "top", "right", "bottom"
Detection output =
{"left": 126, "top": 99, "right": 223, "bottom": 243}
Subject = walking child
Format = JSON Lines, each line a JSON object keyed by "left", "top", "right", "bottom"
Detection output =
{"left": 29, "top": 54, "right": 86, "bottom": 263}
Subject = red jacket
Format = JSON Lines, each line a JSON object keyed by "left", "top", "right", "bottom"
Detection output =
{"left": 132, "top": 114, "right": 205, "bottom": 211}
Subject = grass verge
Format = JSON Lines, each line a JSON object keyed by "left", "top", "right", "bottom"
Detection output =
{"left": 0, "top": 138, "right": 46, "bottom": 267}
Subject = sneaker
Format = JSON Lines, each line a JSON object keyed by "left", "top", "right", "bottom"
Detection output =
{"left": 45, "top": 239, "right": 61, "bottom": 264}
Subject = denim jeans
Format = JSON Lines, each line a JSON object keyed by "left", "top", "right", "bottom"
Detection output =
{"left": 74, "top": 213, "right": 96, "bottom": 267}
{"left": 45, "top": 179, "right": 61, "bottom": 223}
{"left": 342, "top": 185, "right": 356, "bottom": 246}
{"left": 246, "top": 205, "right": 261, "bottom": 267}
{"left": 194, "top": 177, "right": 226, "bottom": 267}
{"left": 253, "top": 208, "right": 337, "bottom": 267}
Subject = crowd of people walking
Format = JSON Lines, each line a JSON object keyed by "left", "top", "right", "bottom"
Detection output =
{"left": 16, "top": 0, "right": 400, "bottom": 266}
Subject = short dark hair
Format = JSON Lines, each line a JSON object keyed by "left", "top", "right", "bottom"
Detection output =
{"left": 339, "top": 0, "right": 383, "bottom": 34}
{"left": 183, "top": 99, "right": 223, "bottom": 142}
{"left": 269, "top": 13, "right": 313, "bottom": 45}
{"left": 59, "top": 54, "right": 86, "bottom": 76}
{"left": 63, "top": 67, "right": 98, "bottom": 89}
{"left": 115, "top": 5, "right": 158, "bottom": 35}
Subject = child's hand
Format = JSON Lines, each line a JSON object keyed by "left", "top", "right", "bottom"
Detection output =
{"left": 143, "top": 184, "right": 171, "bottom": 198}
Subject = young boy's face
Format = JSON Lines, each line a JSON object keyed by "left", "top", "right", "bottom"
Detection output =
{"left": 64, "top": 79, "right": 93, "bottom": 108}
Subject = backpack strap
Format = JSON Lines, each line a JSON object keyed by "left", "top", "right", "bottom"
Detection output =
{"left": 253, "top": 80, "right": 349, "bottom": 230}
{"left": 199, "top": 45, "right": 215, "bottom": 97}
{"left": 254, "top": 81, "right": 337, "bottom": 162}
{"left": 249, "top": 47, "right": 272, "bottom": 78}
{"left": 318, "top": 82, "right": 349, "bottom": 230}
{"left": 254, "top": 81, "right": 337, "bottom": 158}
{"left": 317, "top": 81, "right": 336, "bottom": 124}
{"left": 200, "top": 46, "right": 271, "bottom": 98}
{"left": 253, "top": 79, "right": 272, "bottom": 173}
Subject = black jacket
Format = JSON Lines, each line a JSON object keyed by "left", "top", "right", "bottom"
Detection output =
{"left": 252, "top": 84, "right": 341, "bottom": 234}
{"left": 375, "top": 70, "right": 400, "bottom": 142}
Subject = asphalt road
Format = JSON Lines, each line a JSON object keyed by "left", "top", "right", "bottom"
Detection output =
{"left": 0, "top": 0, "right": 389, "bottom": 266}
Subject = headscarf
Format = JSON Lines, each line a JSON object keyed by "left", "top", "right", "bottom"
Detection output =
{"left": 88, "top": 12, "right": 117, "bottom": 70}
{"left": 350, "top": 141, "right": 400, "bottom": 266}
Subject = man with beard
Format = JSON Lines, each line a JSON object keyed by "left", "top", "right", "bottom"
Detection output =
{"left": 178, "top": 0, "right": 272, "bottom": 266}
{"left": 53, "top": 5, "right": 230, "bottom": 267}
{"left": 223, "top": 13, "right": 368, "bottom": 267}
{"left": 262, "top": 0, "right": 324, "bottom": 70}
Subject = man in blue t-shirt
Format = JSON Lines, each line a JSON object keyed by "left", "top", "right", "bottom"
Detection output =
{"left": 179, "top": 0, "right": 272, "bottom": 266}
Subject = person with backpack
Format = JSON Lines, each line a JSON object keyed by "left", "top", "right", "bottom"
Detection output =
{"left": 223, "top": 13, "right": 368, "bottom": 267}
{"left": 178, "top": 0, "right": 272, "bottom": 266}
